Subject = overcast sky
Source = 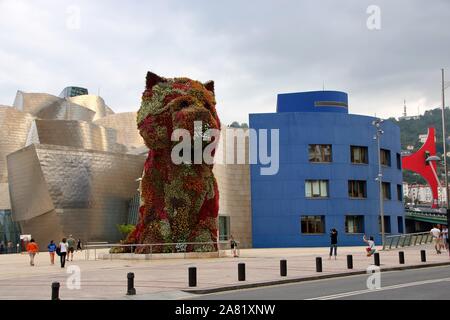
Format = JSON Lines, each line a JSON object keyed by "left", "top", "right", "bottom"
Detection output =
{"left": 0, "top": 0, "right": 449, "bottom": 125}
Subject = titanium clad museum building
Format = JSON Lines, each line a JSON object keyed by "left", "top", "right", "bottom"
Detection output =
{"left": 250, "top": 91, "right": 405, "bottom": 247}
{"left": 0, "top": 88, "right": 147, "bottom": 246}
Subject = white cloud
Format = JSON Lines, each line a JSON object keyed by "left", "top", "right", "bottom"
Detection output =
{"left": 0, "top": 0, "right": 449, "bottom": 125}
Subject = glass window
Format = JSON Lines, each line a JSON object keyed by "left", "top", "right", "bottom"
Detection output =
{"left": 380, "top": 149, "right": 391, "bottom": 166}
{"left": 396, "top": 153, "right": 402, "bottom": 170}
{"left": 218, "top": 216, "right": 230, "bottom": 241}
{"left": 348, "top": 180, "right": 367, "bottom": 198}
{"left": 345, "top": 215, "right": 365, "bottom": 234}
{"left": 397, "top": 184, "right": 403, "bottom": 201}
{"left": 382, "top": 182, "right": 391, "bottom": 200}
{"left": 397, "top": 216, "right": 404, "bottom": 233}
{"left": 308, "top": 145, "right": 332, "bottom": 163}
{"left": 351, "top": 146, "right": 368, "bottom": 164}
{"left": 379, "top": 215, "right": 391, "bottom": 233}
{"left": 305, "top": 180, "right": 329, "bottom": 198}
{"left": 301, "top": 216, "right": 325, "bottom": 234}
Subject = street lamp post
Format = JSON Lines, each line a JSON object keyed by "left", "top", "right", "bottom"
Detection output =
{"left": 441, "top": 68, "right": 450, "bottom": 255}
{"left": 373, "top": 119, "right": 386, "bottom": 248}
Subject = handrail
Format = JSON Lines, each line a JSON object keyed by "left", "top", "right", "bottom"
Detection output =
{"left": 84, "top": 241, "right": 240, "bottom": 260}
{"left": 383, "top": 232, "right": 433, "bottom": 250}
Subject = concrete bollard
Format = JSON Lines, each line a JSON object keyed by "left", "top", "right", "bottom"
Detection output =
{"left": 238, "top": 263, "right": 246, "bottom": 281}
{"left": 316, "top": 257, "right": 322, "bottom": 272}
{"left": 188, "top": 267, "right": 197, "bottom": 287}
{"left": 127, "top": 272, "right": 136, "bottom": 295}
{"left": 421, "top": 250, "right": 426, "bottom": 262}
{"left": 399, "top": 251, "right": 405, "bottom": 264}
{"left": 51, "top": 282, "right": 60, "bottom": 300}
{"left": 280, "top": 260, "right": 287, "bottom": 277}
{"left": 347, "top": 255, "right": 353, "bottom": 269}
{"left": 374, "top": 252, "right": 380, "bottom": 266}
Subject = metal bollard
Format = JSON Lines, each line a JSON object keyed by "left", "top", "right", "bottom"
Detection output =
{"left": 399, "top": 251, "right": 405, "bottom": 264}
{"left": 51, "top": 282, "right": 60, "bottom": 300}
{"left": 127, "top": 272, "right": 136, "bottom": 295}
{"left": 280, "top": 260, "right": 287, "bottom": 277}
{"left": 421, "top": 250, "right": 426, "bottom": 262}
{"left": 347, "top": 255, "right": 353, "bottom": 269}
{"left": 374, "top": 252, "right": 380, "bottom": 266}
{"left": 238, "top": 263, "right": 246, "bottom": 281}
{"left": 316, "top": 257, "right": 322, "bottom": 272}
{"left": 188, "top": 267, "right": 197, "bottom": 287}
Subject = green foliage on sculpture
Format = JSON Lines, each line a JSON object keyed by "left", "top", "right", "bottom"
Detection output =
{"left": 117, "top": 224, "right": 136, "bottom": 239}
{"left": 126, "top": 72, "right": 221, "bottom": 253}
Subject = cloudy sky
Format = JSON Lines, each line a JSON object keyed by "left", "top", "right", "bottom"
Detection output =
{"left": 0, "top": 0, "right": 448, "bottom": 125}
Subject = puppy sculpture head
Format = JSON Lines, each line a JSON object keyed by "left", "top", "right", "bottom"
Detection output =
{"left": 137, "top": 71, "right": 220, "bottom": 152}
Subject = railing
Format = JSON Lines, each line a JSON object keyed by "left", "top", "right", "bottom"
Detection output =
{"left": 383, "top": 232, "right": 433, "bottom": 250}
{"left": 84, "top": 241, "right": 240, "bottom": 261}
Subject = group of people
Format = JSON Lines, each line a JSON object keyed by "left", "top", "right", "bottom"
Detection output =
{"left": 328, "top": 228, "right": 377, "bottom": 259}
{"left": 0, "top": 241, "right": 15, "bottom": 254}
{"left": 430, "top": 224, "right": 449, "bottom": 254}
{"left": 328, "top": 224, "right": 449, "bottom": 260}
{"left": 26, "top": 235, "right": 83, "bottom": 267}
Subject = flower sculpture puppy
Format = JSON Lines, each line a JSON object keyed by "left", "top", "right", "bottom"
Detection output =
{"left": 127, "top": 71, "right": 221, "bottom": 253}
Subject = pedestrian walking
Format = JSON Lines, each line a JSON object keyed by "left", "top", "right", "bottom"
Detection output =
{"left": 58, "top": 238, "right": 68, "bottom": 268}
{"left": 47, "top": 240, "right": 57, "bottom": 265}
{"left": 0, "top": 242, "right": 4, "bottom": 254}
{"left": 7, "top": 241, "right": 13, "bottom": 254}
{"left": 363, "top": 235, "right": 376, "bottom": 257}
{"left": 26, "top": 239, "right": 39, "bottom": 266}
{"left": 66, "top": 235, "right": 76, "bottom": 261}
{"left": 329, "top": 228, "right": 338, "bottom": 260}
{"left": 442, "top": 225, "right": 448, "bottom": 251}
{"left": 76, "top": 239, "right": 82, "bottom": 252}
{"left": 230, "top": 235, "right": 239, "bottom": 257}
{"left": 430, "top": 225, "right": 442, "bottom": 254}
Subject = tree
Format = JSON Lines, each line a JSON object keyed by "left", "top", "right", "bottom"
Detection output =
{"left": 117, "top": 224, "right": 135, "bottom": 240}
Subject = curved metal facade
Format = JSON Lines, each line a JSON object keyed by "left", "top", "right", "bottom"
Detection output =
{"left": 7, "top": 144, "right": 145, "bottom": 245}
{"left": 0, "top": 106, "right": 34, "bottom": 204}
{"left": 93, "top": 112, "right": 145, "bottom": 151}
{"left": 2, "top": 89, "right": 147, "bottom": 245}
{"left": 29, "top": 119, "right": 127, "bottom": 153}
{"left": 68, "top": 95, "right": 115, "bottom": 121}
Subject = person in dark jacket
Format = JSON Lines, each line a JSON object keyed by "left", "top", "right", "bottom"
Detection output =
{"left": 329, "top": 228, "right": 338, "bottom": 260}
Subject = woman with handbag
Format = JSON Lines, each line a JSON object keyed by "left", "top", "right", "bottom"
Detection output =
{"left": 58, "top": 238, "right": 68, "bottom": 268}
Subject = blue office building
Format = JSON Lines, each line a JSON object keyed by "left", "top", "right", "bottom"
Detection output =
{"left": 250, "top": 91, "right": 404, "bottom": 247}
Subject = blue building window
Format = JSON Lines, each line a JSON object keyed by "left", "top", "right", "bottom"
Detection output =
{"left": 397, "top": 216, "right": 404, "bottom": 233}
{"left": 345, "top": 215, "right": 365, "bottom": 234}
{"left": 396, "top": 153, "right": 402, "bottom": 170}
{"left": 305, "top": 180, "right": 329, "bottom": 198}
{"left": 348, "top": 180, "right": 367, "bottom": 198}
{"left": 382, "top": 182, "right": 391, "bottom": 200}
{"left": 379, "top": 216, "right": 392, "bottom": 233}
{"left": 301, "top": 216, "right": 325, "bottom": 234}
{"left": 351, "top": 146, "right": 368, "bottom": 164}
{"left": 380, "top": 149, "right": 391, "bottom": 167}
{"left": 308, "top": 144, "right": 332, "bottom": 163}
{"left": 397, "top": 184, "right": 403, "bottom": 201}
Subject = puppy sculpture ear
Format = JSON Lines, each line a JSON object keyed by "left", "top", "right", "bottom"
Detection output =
{"left": 146, "top": 71, "right": 164, "bottom": 90}
{"left": 204, "top": 80, "right": 215, "bottom": 94}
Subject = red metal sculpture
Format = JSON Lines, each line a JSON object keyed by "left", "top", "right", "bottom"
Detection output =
{"left": 402, "top": 127, "right": 439, "bottom": 208}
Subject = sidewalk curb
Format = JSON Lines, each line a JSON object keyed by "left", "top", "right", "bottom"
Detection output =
{"left": 183, "top": 261, "right": 450, "bottom": 295}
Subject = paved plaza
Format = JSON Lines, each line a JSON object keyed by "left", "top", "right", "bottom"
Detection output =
{"left": 0, "top": 245, "right": 449, "bottom": 300}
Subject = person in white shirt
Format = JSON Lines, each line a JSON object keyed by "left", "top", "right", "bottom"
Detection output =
{"left": 430, "top": 226, "right": 441, "bottom": 254}
{"left": 58, "top": 238, "right": 68, "bottom": 268}
{"left": 442, "top": 225, "right": 448, "bottom": 251}
{"left": 363, "top": 235, "right": 376, "bottom": 257}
